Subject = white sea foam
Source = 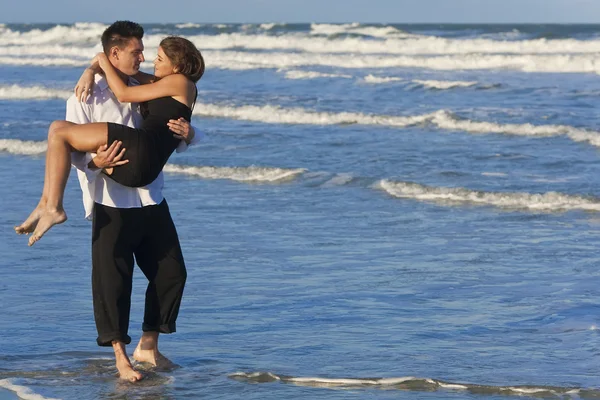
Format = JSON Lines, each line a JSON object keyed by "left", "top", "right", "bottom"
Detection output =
{"left": 163, "top": 164, "right": 305, "bottom": 182}
{"left": 195, "top": 103, "right": 600, "bottom": 148}
{"left": 377, "top": 180, "right": 600, "bottom": 212}
{"left": 4, "top": 47, "right": 600, "bottom": 74}
{"left": 2, "top": 81, "right": 599, "bottom": 149}
{"left": 363, "top": 74, "right": 403, "bottom": 83}
{"left": 482, "top": 172, "right": 508, "bottom": 177}
{"left": 5, "top": 23, "right": 600, "bottom": 56}
{"left": 259, "top": 23, "right": 285, "bottom": 30}
{"left": 0, "top": 56, "right": 88, "bottom": 67}
{"left": 0, "top": 84, "right": 71, "bottom": 100}
{"left": 175, "top": 23, "right": 202, "bottom": 29}
{"left": 282, "top": 69, "right": 352, "bottom": 80}
{"left": 202, "top": 51, "right": 600, "bottom": 74}
{"left": 310, "top": 23, "right": 419, "bottom": 38}
{"left": 0, "top": 379, "right": 60, "bottom": 400}
{"left": 194, "top": 102, "right": 436, "bottom": 126}
{"left": 413, "top": 79, "right": 478, "bottom": 89}
{"left": 0, "top": 45, "right": 99, "bottom": 57}
{"left": 0, "top": 139, "right": 47, "bottom": 155}
{"left": 229, "top": 372, "right": 587, "bottom": 395}
{"left": 0, "top": 139, "right": 304, "bottom": 183}
{"left": 0, "top": 23, "right": 106, "bottom": 46}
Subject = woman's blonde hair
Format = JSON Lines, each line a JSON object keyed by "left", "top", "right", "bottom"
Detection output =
{"left": 159, "top": 36, "right": 205, "bottom": 83}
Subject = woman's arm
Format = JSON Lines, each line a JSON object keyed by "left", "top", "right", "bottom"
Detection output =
{"left": 132, "top": 71, "right": 156, "bottom": 85}
{"left": 96, "top": 53, "right": 188, "bottom": 103}
{"left": 74, "top": 61, "right": 101, "bottom": 102}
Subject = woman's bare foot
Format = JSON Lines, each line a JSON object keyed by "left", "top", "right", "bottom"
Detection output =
{"left": 15, "top": 203, "right": 46, "bottom": 235}
{"left": 28, "top": 209, "right": 67, "bottom": 246}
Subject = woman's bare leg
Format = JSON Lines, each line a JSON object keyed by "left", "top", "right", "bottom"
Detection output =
{"left": 14, "top": 122, "right": 70, "bottom": 234}
{"left": 22, "top": 120, "right": 110, "bottom": 246}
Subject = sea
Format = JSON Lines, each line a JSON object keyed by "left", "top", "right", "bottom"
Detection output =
{"left": 2, "top": 22, "right": 600, "bottom": 399}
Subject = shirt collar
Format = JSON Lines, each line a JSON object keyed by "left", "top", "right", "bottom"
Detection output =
{"left": 95, "top": 74, "right": 140, "bottom": 92}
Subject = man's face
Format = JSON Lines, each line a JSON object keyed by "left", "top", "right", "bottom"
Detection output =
{"left": 111, "top": 38, "right": 145, "bottom": 76}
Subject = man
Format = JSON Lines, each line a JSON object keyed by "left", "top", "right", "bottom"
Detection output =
{"left": 68, "top": 21, "right": 198, "bottom": 382}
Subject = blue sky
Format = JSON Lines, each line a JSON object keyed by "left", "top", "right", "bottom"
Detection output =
{"left": 4, "top": 0, "right": 600, "bottom": 23}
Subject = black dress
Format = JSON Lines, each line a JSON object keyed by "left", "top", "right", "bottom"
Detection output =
{"left": 105, "top": 95, "right": 194, "bottom": 188}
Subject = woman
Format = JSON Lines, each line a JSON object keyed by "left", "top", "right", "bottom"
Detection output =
{"left": 15, "top": 36, "right": 205, "bottom": 246}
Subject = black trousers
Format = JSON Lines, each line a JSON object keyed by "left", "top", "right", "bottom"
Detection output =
{"left": 91, "top": 200, "right": 187, "bottom": 347}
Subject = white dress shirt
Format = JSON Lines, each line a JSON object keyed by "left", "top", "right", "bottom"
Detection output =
{"left": 68, "top": 74, "right": 200, "bottom": 220}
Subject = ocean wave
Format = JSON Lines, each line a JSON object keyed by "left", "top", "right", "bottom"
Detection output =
{"left": 194, "top": 103, "right": 600, "bottom": 147}
{"left": 259, "top": 23, "right": 287, "bottom": 31}
{"left": 0, "top": 84, "right": 595, "bottom": 148}
{"left": 0, "top": 56, "right": 88, "bottom": 67}
{"left": 2, "top": 138, "right": 597, "bottom": 212}
{"left": 5, "top": 24, "right": 600, "bottom": 56}
{"left": 0, "top": 84, "right": 71, "bottom": 100}
{"left": 229, "top": 372, "right": 586, "bottom": 396}
{"left": 281, "top": 69, "right": 353, "bottom": 80}
{"left": 0, "top": 379, "right": 60, "bottom": 400}
{"left": 0, "top": 139, "right": 304, "bottom": 183}
{"left": 3, "top": 50, "right": 600, "bottom": 74}
{"left": 204, "top": 51, "right": 600, "bottom": 74}
{"left": 363, "top": 74, "right": 403, "bottom": 83}
{"left": 175, "top": 23, "right": 202, "bottom": 29}
{"left": 0, "top": 139, "right": 48, "bottom": 155}
{"left": 0, "top": 23, "right": 106, "bottom": 46}
{"left": 412, "top": 79, "right": 478, "bottom": 89}
{"left": 309, "top": 23, "right": 415, "bottom": 38}
{"left": 163, "top": 164, "right": 305, "bottom": 182}
{"left": 377, "top": 180, "right": 600, "bottom": 212}
{"left": 0, "top": 44, "right": 98, "bottom": 57}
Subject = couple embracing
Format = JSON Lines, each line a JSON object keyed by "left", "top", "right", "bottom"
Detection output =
{"left": 15, "top": 20, "right": 204, "bottom": 382}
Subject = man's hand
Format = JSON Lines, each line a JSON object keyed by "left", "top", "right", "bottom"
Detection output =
{"left": 88, "top": 140, "right": 129, "bottom": 171}
{"left": 168, "top": 117, "right": 195, "bottom": 144}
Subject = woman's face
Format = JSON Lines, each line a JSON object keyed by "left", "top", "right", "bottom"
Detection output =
{"left": 153, "top": 46, "right": 176, "bottom": 78}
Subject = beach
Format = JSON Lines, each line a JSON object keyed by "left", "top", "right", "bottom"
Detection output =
{"left": 1, "top": 22, "right": 600, "bottom": 399}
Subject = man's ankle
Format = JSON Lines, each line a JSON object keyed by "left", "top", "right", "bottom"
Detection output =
{"left": 138, "top": 331, "right": 159, "bottom": 350}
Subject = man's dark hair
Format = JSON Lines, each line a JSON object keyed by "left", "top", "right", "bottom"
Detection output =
{"left": 101, "top": 21, "right": 144, "bottom": 55}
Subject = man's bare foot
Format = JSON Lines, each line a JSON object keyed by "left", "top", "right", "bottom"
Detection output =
{"left": 15, "top": 204, "right": 45, "bottom": 235}
{"left": 28, "top": 209, "right": 67, "bottom": 246}
{"left": 133, "top": 345, "right": 176, "bottom": 370}
{"left": 116, "top": 357, "right": 144, "bottom": 382}
{"left": 113, "top": 341, "right": 143, "bottom": 382}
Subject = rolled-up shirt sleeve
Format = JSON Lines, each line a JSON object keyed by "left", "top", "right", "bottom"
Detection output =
{"left": 66, "top": 96, "right": 102, "bottom": 183}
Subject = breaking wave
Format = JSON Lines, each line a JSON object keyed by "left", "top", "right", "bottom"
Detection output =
{"left": 377, "top": 180, "right": 600, "bottom": 212}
